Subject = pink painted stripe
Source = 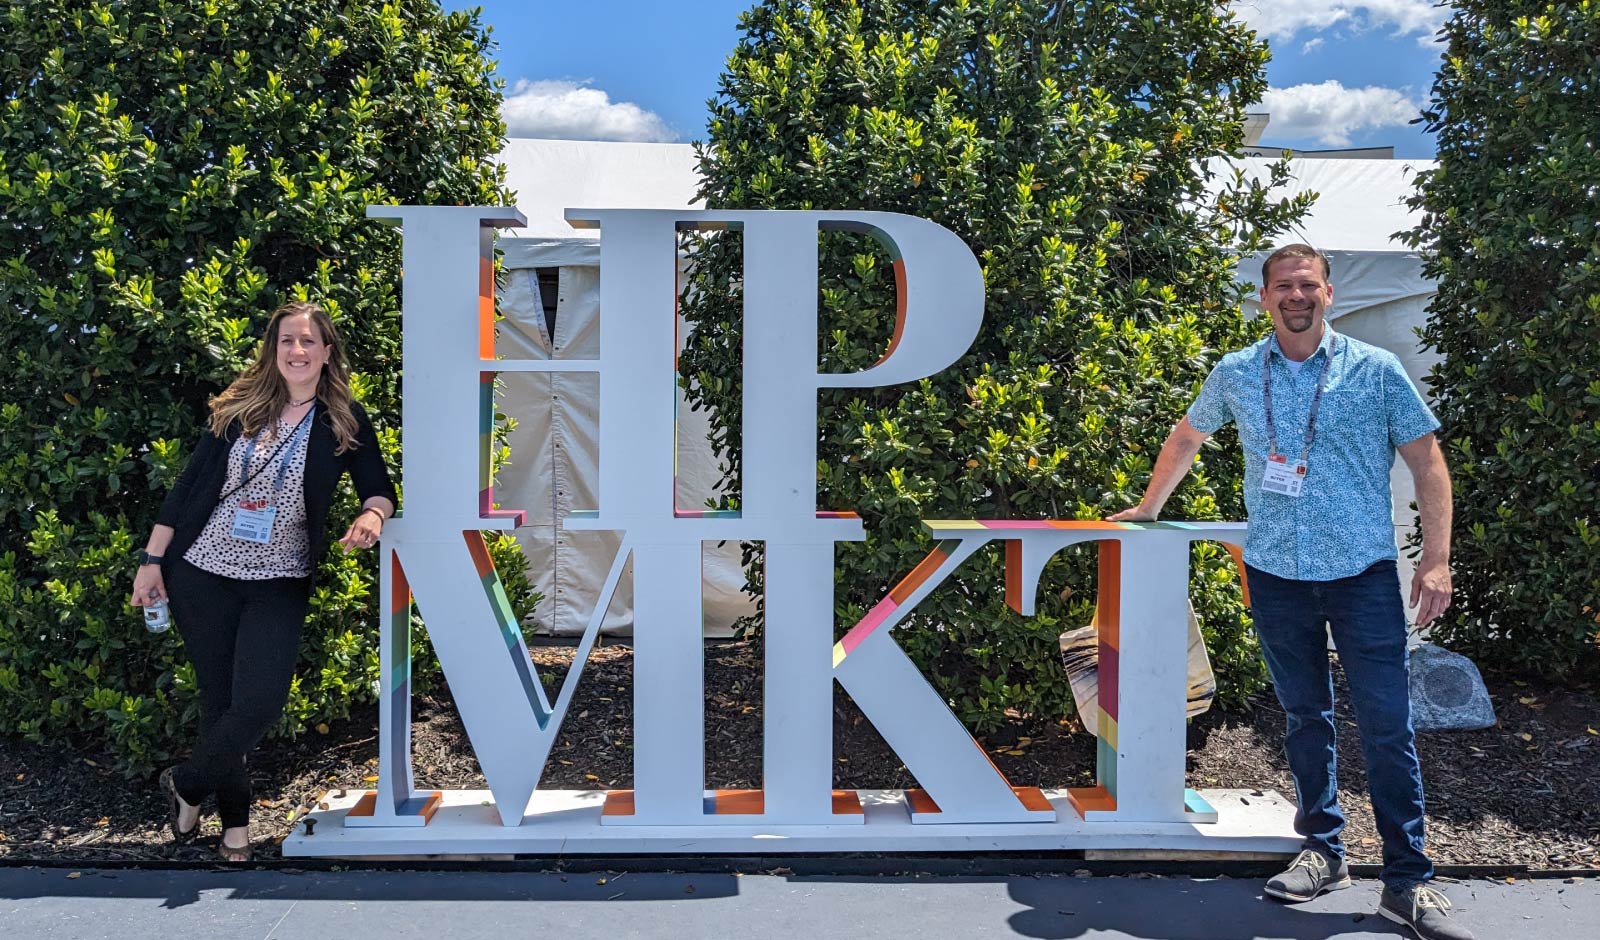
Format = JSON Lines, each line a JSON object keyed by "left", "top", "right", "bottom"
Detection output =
{"left": 479, "top": 487, "right": 528, "bottom": 526}
{"left": 840, "top": 595, "right": 899, "bottom": 655}
{"left": 977, "top": 519, "right": 1054, "bottom": 528}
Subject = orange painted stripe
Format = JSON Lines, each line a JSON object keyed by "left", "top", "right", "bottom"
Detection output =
{"left": 1222, "top": 542, "right": 1251, "bottom": 606}
{"left": 1047, "top": 520, "right": 1129, "bottom": 530}
{"left": 602, "top": 790, "right": 636, "bottom": 816}
{"left": 478, "top": 253, "right": 496, "bottom": 360}
{"left": 1097, "top": 540, "right": 1121, "bottom": 649}
{"left": 975, "top": 737, "right": 1034, "bottom": 803}
{"left": 1005, "top": 539, "right": 1023, "bottom": 613}
{"left": 464, "top": 531, "right": 494, "bottom": 579}
{"left": 904, "top": 788, "right": 941, "bottom": 815}
{"left": 1012, "top": 786, "right": 1053, "bottom": 813}
{"left": 888, "top": 544, "right": 951, "bottom": 605}
{"left": 1066, "top": 785, "right": 1117, "bottom": 817}
{"left": 390, "top": 555, "right": 411, "bottom": 615}
{"left": 873, "top": 258, "right": 909, "bottom": 367}
{"left": 832, "top": 790, "right": 864, "bottom": 815}
{"left": 342, "top": 790, "right": 443, "bottom": 824}
{"left": 712, "top": 789, "right": 765, "bottom": 815}
{"left": 909, "top": 783, "right": 1046, "bottom": 817}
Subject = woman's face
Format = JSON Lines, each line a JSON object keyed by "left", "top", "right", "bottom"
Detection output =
{"left": 275, "top": 313, "right": 331, "bottom": 388}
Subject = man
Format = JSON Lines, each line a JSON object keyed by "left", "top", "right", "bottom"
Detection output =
{"left": 1110, "top": 244, "right": 1469, "bottom": 940}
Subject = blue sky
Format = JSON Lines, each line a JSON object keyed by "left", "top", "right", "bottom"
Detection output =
{"left": 458, "top": 1, "right": 1448, "bottom": 158}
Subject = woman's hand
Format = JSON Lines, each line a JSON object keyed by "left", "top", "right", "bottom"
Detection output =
{"left": 131, "top": 564, "right": 166, "bottom": 607}
{"left": 339, "top": 507, "right": 384, "bottom": 551}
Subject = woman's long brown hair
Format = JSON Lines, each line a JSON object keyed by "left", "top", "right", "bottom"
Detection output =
{"left": 207, "top": 301, "right": 362, "bottom": 453}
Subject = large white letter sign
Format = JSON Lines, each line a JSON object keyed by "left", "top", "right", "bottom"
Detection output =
{"left": 350, "top": 206, "right": 625, "bottom": 829}
{"left": 286, "top": 206, "right": 1300, "bottom": 857}
{"left": 562, "top": 210, "right": 1002, "bottom": 826}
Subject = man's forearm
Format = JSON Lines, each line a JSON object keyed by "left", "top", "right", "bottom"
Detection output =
{"left": 1413, "top": 457, "right": 1453, "bottom": 566}
{"left": 1136, "top": 419, "right": 1209, "bottom": 514}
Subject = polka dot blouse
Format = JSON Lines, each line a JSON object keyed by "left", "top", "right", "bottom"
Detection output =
{"left": 184, "top": 412, "right": 314, "bottom": 580}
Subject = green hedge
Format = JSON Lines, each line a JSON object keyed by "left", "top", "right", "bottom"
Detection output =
{"left": 680, "top": 0, "right": 1311, "bottom": 730}
{"left": 1404, "top": 1, "right": 1600, "bottom": 676}
{"left": 0, "top": 0, "right": 534, "bottom": 773}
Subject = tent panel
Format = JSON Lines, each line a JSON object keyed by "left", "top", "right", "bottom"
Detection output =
{"left": 494, "top": 253, "right": 752, "bottom": 636}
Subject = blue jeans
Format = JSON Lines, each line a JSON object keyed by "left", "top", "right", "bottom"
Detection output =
{"left": 1245, "top": 559, "right": 1432, "bottom": 889}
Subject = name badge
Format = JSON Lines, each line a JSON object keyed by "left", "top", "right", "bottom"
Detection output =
{"left": 1261, "top": 453, "right": 1308, "bottom": 498}
{"left": 231, "top": 501, "right": 278, "bottom": 543}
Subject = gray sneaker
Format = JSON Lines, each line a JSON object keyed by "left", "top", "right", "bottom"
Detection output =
{"left": 1379, "top": 883, "right": 1475, "bottom": 940}
{"left": 1263, "top": 848, "right": 1351, "bottom": 902}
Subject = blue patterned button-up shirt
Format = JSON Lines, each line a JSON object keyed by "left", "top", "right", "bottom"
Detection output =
{"left": 1186, "top": 328, "right": 1440, "bottom": 581}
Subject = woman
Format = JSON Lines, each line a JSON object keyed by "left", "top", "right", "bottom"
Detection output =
{"left": 130, "top": 301, "right": 396, "bottom": 862}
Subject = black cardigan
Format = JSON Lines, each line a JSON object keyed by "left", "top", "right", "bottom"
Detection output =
{"left": 156, "top": 401, "right": 398, "bottom": 577}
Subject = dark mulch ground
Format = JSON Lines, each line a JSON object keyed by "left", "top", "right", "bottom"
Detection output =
{"left": 2, "top": 641, "right": 1596, "bottom": 867}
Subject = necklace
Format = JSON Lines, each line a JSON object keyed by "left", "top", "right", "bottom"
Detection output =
{"left": 288, "top": 395, "right": 317, "bottom": 407}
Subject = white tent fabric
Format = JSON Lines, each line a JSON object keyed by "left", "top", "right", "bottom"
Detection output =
{"left": 1227, "top": 157, "right": 1434, "bottom": 313}
{"left": 496, "top": 138, "right": 702, "bottom": 266}
{"left": 489, "top": 142, "right": 1441, "bottom": 634}
{"left": 1227, "top": 157, "right": 1440, "bottom": 609}
{"left": 490, "top": 140, "right": 754, "bottom": 636}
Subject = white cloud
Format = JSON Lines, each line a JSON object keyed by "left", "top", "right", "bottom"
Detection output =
{"left": 501, "top": 79, "right": 678, "bottom": 143}
{"left": 1300, "top": 36, "right": 1325, "bottom": 53}
{"left": 1260, "top": 81, "right": 1420, "bottom": 146}
{"left": 1230, "top": 1, "right": 1444, "bottom": 42}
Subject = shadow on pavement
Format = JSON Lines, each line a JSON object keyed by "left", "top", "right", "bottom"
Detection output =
{"left": 0, "top": 868, "right": 739, "bottom": 909}
{"left": 1002, "top": 876, "right": 1403, "bottom": 940}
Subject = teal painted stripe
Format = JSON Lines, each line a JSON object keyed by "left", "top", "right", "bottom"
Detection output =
{"left": 1097, "top": 736, "right": 1118, "bottom": 798}
{"left": 1184, "top": 789, "right": 1216, "bottom": 815}
{"left": 481, "top": 572, "right": 519, "bottom": 646}
{"left": 389, "top": 606, "right": 411, "bottom": 687}
{"left": 479, "top": 378, "right": 494, "bottom": 435}
{"left": 478, "top": 569, "right": 552, "bottom": 727}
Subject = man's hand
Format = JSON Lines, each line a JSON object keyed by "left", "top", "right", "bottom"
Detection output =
{"left": 1410, "top": 558, "right": 1452, "bottom": 627}
{"left": 1110, "top": 418, "right": 1211, "bottom": 525}
{"left": 1107, "top": 503, "right": 1157, "bottom": 523}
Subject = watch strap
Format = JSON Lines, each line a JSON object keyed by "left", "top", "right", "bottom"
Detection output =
{"left": 138, "top": 550, "right": 164, "bottom": 566}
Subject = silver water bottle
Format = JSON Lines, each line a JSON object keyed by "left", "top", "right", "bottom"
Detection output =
{"left": 143, "top": 597, "right": 172, "bottom": 633}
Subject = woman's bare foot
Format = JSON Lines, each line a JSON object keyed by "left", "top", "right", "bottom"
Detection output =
{"left": 159, "top": 768, "right": 200, "bottom": 843}
{"left": 218, "top": 825, "right": 252, "bottom": 862}
{"left": 176, "top": 794, "right": 201, "bottom": 834}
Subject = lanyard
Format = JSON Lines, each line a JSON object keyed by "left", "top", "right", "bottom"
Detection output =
{"left": 1262, "top": 332, "right": 1336, "bottom": 462}
{"left": 232, "top": 405, "right": 315, "bottom": 503}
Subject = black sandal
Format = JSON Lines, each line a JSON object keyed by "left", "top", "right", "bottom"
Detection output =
{"left": 159, "top": 768, "right": 199, "bottom": 844}
{"left": 217, "top": 836, "right": 253, "bottom": 863}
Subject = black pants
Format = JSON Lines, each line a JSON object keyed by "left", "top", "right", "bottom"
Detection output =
{"left": 167, "top": 558, "right": 311, "bottom": 829}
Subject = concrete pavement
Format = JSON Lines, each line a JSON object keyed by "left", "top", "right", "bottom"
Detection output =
{"left": 1, "top": 867, "right": 1590, "bottom": 939}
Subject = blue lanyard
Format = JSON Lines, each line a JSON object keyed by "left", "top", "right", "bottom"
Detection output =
{"left": 1262, "top": 332, "right": 1336, "bottom": 462}
{"left": 237, "top": 405, "right": 315, "bottom": 502}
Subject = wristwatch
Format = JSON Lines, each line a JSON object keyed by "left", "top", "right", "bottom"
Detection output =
{"left": 137, "top": 550, "right": 164, "bottom": 566}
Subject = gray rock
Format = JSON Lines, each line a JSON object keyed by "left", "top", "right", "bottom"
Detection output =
{"left": 1409, "top": 642, "right": 1496, "bottom": 731}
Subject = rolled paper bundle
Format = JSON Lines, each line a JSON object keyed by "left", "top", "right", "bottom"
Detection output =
{"left": 1059, "top": 601, "right": 1216, "bottom": 735}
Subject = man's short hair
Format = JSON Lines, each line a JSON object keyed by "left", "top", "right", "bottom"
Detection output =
{"left": 1261, "top": 243, "right": 1331, "bottom": 285}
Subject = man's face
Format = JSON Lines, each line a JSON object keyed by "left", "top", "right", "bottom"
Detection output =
{"left": 1261, "top": 257, "right": 1333, "bottom": 336}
